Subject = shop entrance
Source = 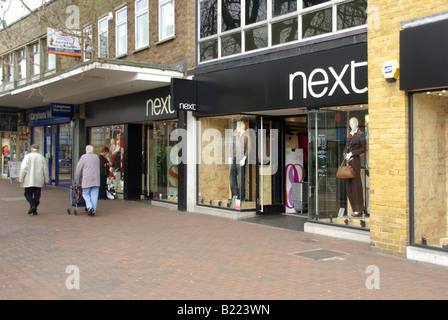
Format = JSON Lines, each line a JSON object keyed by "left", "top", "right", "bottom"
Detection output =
{"left": 255, "top": 116, "right": 284, "bottom": 215}
{"left": 39, "top": 124, "right": 72, "bottom": 187}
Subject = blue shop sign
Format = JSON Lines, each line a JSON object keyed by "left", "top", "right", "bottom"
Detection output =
{"left": 28, "top": 105, "right": 72, "bottom": 126}
{"left": 50, "top": 103, "right": 74, "bottom": 118}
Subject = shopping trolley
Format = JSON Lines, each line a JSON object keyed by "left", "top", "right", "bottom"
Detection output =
{"left": 67, "top": 184, "right": 87, "bottom": 216}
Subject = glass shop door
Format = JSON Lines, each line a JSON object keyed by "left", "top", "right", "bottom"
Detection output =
{"left": 255, "top": 116, "right": 284, "bottom": 215}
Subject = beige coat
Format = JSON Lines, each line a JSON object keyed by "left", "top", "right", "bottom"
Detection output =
{"left": 19, "top": 151, "right": 50, "bottom": 188}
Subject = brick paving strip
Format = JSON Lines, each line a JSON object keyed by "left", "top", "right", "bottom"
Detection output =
{"left": 0, "top": 179, "right": 447, "bottom": 300}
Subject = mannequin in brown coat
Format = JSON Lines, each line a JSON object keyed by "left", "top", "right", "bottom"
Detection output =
{"left": 344, "top": 117, "right": 367, "bottom": 217}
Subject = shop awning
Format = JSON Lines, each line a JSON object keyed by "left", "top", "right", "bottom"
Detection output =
{"left": 0, "top": 59, "right": 185, "bottom": 109}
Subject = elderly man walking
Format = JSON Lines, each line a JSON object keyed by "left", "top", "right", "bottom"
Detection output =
{"left": 19, "top": 144, "right": 49, "bottom": 215}
{"left": 75, "top": 145, "right": 100, "bottom": 216}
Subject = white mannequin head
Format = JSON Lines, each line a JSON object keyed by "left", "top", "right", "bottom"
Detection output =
{"left": 236, "top": 121, "right": 246, "bottom": 133}
{"left": 349, "top": 117, "right": 359, "bottom": 132}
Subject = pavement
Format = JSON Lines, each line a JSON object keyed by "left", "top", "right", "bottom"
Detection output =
{"left": 1, "top": 178, "right": 447, "bottom": 301}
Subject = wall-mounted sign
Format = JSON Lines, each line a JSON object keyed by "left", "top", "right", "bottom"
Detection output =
{"left": 194, "top": 43, "right": 368, "bottom": 115}
{"left": 171, "top": 78, "right": 198, "bottom": 112}
{"left": 145, "top": 95, "right": 178, "bottom": 121}
{"left": 50, "top": 103, "right": 74, "bottom": 118}
{"left": 382, "top": 60, "right": 400, "bottom": 83}
{"left": 47, "top": 28, "right": 82, "bottom": 57}
{"left": 28, "top": 106, "right": 71, "bottom": 127}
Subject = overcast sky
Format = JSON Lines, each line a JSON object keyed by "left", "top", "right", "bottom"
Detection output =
{"left": 0, "top": 0, "right": 49, "bottom": 27}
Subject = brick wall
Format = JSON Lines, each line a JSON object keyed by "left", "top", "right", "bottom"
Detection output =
{"left": 1, "top": 0, "right": 196, "bottom": 74}
{"left": 368, "top": 0, "right": 448, "bottom": 257}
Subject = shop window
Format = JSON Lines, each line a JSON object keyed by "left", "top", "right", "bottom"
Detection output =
{"left": 135, "top": 0, "right": 149, "bottom": 49}
{"left": 159, "top": 0, "right": 175, "bottom": 41}
{"left": 198, "top": 116, "right": 256, "bottom": 210}
{"left": 412, "top": 91, "right": 448, "bottom": 250}
{"left": 90, "top": 125, "right": 125, "bottom": 194}
{"left": 58, "top": 124, "right": 73, "bottom": 186}
{"left": 116, "top": 7, "right": 128, "bottom": 56}
{"left": 308, "top": 106, "right": 369, "bottom": 229}
{"left": 147, "top": 120, "right": 178, "bottom": 203}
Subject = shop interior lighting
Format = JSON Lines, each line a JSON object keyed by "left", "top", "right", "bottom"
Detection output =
{"left": 425, "top": 89, "right": 448, "bottom": 97}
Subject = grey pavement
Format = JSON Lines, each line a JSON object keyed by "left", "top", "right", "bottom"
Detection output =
{"left": 0, "top": 178, "right": 447, "bottom": 301}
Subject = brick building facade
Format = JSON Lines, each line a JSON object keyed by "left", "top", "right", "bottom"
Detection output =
{"left": 368, "top": 1, "right": 448, "bottom": 263}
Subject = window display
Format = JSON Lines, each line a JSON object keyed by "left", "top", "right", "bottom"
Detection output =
{"left": 90, "top": 125, "right": 124, "bottom": 193}
{"left": 308, "top": 106, "right": 369, "bottom": 228}
{"left": 412, "top": 91, "right": 448, "bottom": 249}
{"left": 147, "top": 120, "right": 178, "bottom": 203}
{"left": 198, "top": 115, "right": 256, "bottom": 210}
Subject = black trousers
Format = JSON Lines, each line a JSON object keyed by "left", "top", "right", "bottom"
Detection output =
{"left": 24, "top": 187, "right": 42, "bottom": 209}
{"left": 99, "top": 174, "right": 107, "bottom": 199}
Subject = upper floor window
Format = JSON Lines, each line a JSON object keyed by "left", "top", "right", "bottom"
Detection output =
{"left": 135, "top": 0, "right": 149, "bottom": 49}
{"left": 116, "top": 7, "right": 128, "bottom": 56}
{"left": 6, "top": 53, "right": 14, "bottom": 83}
{"left": 29, "top": 43, "right": 40, "bottom": 77}
{"left": 98, "top": 17, "right": 109, "bottom": 58}
{"left": 83, "top": 25, "right": 93, "bottom": 61}
{"left": 17, "top": 49, "right": 26, "bottom": 81}
{"left": 159, "top": 0, "right": 175, "bottom": 41}
{"left": 0, "top": 61, "right": 3, "bottom": 88}
{"left": 43, "top": 39, "right": 56, "bottom": 71}
{"left": 198, "top": 0, "right": 367, "bottom": 62}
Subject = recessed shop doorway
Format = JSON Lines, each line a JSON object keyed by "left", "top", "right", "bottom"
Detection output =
{"left": 253, "top": 113, "right": 309, "bottom": 216}
{"left": 36, "top": 124, "right": 73, "bottom": 187}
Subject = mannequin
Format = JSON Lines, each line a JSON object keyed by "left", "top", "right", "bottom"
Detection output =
{"left": 229, "top": 121, "right": 248, "bottom": 203}
{"left": 344, "top": 117, "right": 367, "bottom": 217}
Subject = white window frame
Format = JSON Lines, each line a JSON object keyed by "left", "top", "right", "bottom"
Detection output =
{"left": 135, "top": 0, "right": 149, "bottom": 49}
{"left": 115, "top": 6, "right": 128, "bottom": 56}
{"left": 0, "top": 60, "right": 3, "bottom": 88}
{"left": 43, "top": 39, "right": 56, "bottom": 72}
{"left": 29, "top": 42, "right": 40, "bottom": 77}
{"left": 159, "top": 0, "right": 175, "bottom": 41}
{"left": 16, "top": 48, "right": 26, "bottom": 81}
{"left": 83, "top": 25, "right": 93, "bottom": 62}
{"left": 98, "top": 16, "right": 109, "bottom": 58}
{"left": 6, "top": 52, "right": 14, "bottom": 83}
{"left": 197, "top": 0, "right": 368, "bottom": 63}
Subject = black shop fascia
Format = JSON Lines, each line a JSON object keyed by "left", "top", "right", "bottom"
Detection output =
{"left": 191, "top": 42, "right": 368, "bottom": 116}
